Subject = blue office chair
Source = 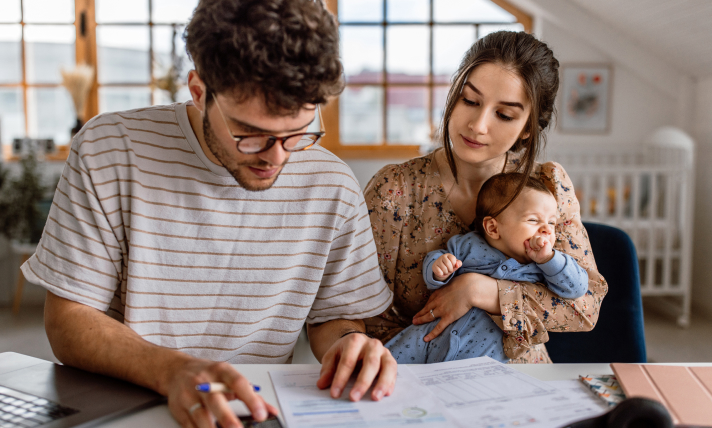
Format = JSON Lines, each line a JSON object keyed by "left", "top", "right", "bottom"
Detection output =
{"left": 545, "top": 222, "right": 647, "bottom": 363}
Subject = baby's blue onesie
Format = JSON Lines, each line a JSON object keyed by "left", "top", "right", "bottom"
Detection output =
{"left": 385, "top": 231, "right": 588, "bottom": 363}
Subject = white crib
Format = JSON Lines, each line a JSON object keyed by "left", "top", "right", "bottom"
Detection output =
{"left": 546, "top": 127, "right": 695, "bottom": 327}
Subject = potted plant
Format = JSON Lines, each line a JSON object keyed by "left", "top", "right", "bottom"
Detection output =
{"left": 0, "top": 153, "right": 49, "bottom": 243}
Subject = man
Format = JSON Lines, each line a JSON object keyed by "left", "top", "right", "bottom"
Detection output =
{"left": 22, "top": 1, "right": 396, "bottom": 427}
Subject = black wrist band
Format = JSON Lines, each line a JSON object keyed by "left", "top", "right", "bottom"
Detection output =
{"left": 340, "top": 330, "right": 373, "bottom": 339}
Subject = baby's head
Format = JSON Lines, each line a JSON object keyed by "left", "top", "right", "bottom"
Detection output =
{"left": 475, "top": 173, "right": 557, "bottom": 263}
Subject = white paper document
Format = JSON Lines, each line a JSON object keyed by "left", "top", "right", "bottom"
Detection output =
{"left": 269, "top": 366, "right": 457, "bottom": 428}
{"left": 270, "top": 357, "right": 610, "bottom": 428}
{"left": 409, "top": 358, "right": 609, "bottom": 428}
{"left": 542, "top": 380, "right": 610, "bottom": 426}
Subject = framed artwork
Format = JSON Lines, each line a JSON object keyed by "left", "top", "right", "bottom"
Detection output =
{"left": 558, "top": 64, "right": 612, "bottom": 133}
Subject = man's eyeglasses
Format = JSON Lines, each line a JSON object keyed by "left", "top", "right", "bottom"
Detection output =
{"left": 211, "top": 93, "right": 325, "bottom": 155}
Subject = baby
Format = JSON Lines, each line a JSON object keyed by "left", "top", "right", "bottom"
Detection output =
{"left": 385, "top": 172, "right": 589, "bottom": 363}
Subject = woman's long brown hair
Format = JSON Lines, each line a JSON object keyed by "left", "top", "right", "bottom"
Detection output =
{"left": 439, "top": 31, "right": 560, "bottom": 219}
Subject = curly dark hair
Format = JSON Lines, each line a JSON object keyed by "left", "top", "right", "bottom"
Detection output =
{"left": 184, "top": 0, "right": 344, "bottom": 114}
{"left": 440, "top": 31, "right": 559, "bottom": 215}
{"left": 473, "top": 172, "right": 553, "bottom": 236}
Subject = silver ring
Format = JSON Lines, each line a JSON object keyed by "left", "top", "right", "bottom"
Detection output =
{"left": 430, "top": 309, "right": 435, "bottom": 319}
{"left": 188, "top": 402, "right": 203, "bottom": 415}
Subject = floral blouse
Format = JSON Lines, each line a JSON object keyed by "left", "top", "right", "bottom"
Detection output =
{"left": 362, "top": 150, "right": 608, "bottom": 364}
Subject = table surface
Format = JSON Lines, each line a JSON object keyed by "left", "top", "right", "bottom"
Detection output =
{"left": 101, "top": 362, "right": 617, "bottom": 427}
{"left": 3, "top": 356, "right": 706, "bottom": 427}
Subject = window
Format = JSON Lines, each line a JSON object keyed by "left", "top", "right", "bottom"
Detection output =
{"left": 0, "top": 0, "right": 529, "bottom": 161}
{"left": 321, "top": 0, "right": 531, "bottom": 158}
{"left": 0, "top": 0, "right": 78, "bottom": 156}
{"left": 94, "top": 0, "right": 196, "bottom": 113}
{"left": 0, "top": 0, "right": 197, "bottom": 160}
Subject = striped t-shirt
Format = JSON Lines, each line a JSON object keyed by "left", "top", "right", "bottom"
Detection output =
{"left": 22, "top": 102, "right": 392, "bottom": 364}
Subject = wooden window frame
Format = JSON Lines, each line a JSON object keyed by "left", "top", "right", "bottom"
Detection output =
{"left": 1, "top": 0, "right": 83, "bottom": 160}
{"left": 4, "top": 0, "right": 531, "bottom": 161}
{"left": 75, "top": 0, "right": 98, "bottom": 124}
{"left": 4, "top": 0, "right": 193, "bottom": 160}
{"left": 320, "top": 0, "right": 531, "bottom": 160}
{"left": 90, "top": 1, "right": 190, "bottom": 114}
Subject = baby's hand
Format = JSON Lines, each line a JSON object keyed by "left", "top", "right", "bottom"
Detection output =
{"left": 525, "top": 236, "right": 555, "bottom": 264}
{"left": 432, "top": 253, "right": 462, "bottom": 281}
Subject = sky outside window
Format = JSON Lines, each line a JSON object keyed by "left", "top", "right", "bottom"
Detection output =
{"left": 23, "top": 0, "right": 74, "bottom": 23}
{"left": 0, "top": 26, "right": 22, "bottom": 84}
{"left": 0, "top": 2, "right": 22, "bottom": 23}
{"left": 96, "top": 0, "right": 149, "bottom": 23}
{"left": 339, "top": 0, "right": 383, "bottom": 22}
{"left": 434, "top": 0, "right": 516, "bottom": 22}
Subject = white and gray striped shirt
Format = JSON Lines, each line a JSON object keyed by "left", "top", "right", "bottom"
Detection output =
{"left": 22, "top": 102, "right": 392, "bottom": 364}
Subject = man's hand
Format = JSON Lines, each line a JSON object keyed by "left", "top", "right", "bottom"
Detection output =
{"left": 525, "top": 235, "right": 555, "bottom": 264}
{"left": 44, "top": 292, "right": 279, "bottom": 428}
{"left": 432, "top": 253, "right": 462, "bottom": 281}
{"left": 316, "top": 332, "right": 397, "bottom": 402}
{"left": 166, "top": 358, "right": 279, "bottom": 428}
{"left": 308, "top": 321, "right": 397, "bottom": 403}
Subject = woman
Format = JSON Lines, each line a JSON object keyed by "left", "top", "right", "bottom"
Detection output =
{"left": 363, "top": 31, "right": 607, "bottom": 363}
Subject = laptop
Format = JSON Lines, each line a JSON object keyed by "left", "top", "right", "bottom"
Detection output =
{"left": 0, "top": 352, "right": 165, "bottom": 427}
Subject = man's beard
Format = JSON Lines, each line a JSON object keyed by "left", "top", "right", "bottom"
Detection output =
{"left": 202, "top": 113, "right": 286, "bottom": 191}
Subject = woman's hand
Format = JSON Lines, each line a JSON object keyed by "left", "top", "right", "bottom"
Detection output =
{"left": 412, "top": 273, "right": 501, "bottom": 342}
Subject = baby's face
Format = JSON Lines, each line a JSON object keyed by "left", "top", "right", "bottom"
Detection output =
{"left": 494, "top": 188, "right": 558, "bottom": 263}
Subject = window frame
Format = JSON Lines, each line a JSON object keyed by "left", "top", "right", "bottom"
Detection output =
{"left": 3, "top": 0, "right": 196, "bottom": 160}
{"left": 75, "top": 0, "right": 97, "bottom": 125}
{"left": 3, "top": 0, "right": 531, "bottom": 161}
{"left": 321, "top": 0, "right": 531, "bottom": 159}
{"left": 78, "top": 0, "right": 193, "bottom": 119}
{"left": 0, "top": 0, "right": 82, "bottom": 160}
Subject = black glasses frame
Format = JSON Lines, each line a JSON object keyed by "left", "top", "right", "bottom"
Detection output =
{"left": 211, "top": 93, "right": 325, "bottom": 154}
{"left": 231, "top": 132, "right": 325, "bottom": 154}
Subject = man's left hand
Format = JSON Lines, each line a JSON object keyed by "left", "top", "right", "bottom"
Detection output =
{"left": 316, "top": 333, "right": 397, "bottom": 402}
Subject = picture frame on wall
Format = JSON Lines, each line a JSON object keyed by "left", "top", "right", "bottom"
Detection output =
{"left": 558, "top": 64, "right": 612, "bottom": 133}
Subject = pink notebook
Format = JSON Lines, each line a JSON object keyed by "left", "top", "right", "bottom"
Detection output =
{"left": 611, "top": 363, "right": 712, "bottom": 427}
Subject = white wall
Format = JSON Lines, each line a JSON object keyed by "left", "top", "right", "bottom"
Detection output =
{"left": 540, "top": 22, "right": 680, "bottom": 152}
{"left": 691, "top": 77, "right": 712, "bottom": 315}
{"left": 526, "top": 2, "right": 712, "bottom": 316}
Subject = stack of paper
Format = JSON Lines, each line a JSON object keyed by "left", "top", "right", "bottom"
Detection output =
{"left": 269, "top": 357, "right": 609, "bottom": 428}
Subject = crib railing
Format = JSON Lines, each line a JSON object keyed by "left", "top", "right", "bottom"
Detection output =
{"left": 547, "top": 132, "right": 694, "bottom": 326}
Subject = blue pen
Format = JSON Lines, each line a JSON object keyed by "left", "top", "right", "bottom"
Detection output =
{"left": 196, "top": 382, "right": 260, "bottom": 393}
